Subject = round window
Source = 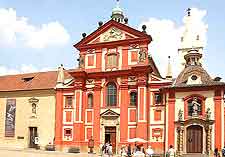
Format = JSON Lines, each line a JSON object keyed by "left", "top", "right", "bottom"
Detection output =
{"left": 191, "top": 75, "right": 198, "bottom": 80}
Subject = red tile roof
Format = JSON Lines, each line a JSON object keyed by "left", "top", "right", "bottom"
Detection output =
{"left": 0, "top": 70, "right": 72, "bottom": 92}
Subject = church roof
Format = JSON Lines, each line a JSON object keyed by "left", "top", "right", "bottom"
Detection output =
{"left": 0, "top": 70, "right": 72, "bottom": 92}
{"left": 163, "top": 65, "right": 225, "bottom": 89}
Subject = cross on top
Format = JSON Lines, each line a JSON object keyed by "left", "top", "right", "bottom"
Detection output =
{"left": 187, "top": 8, "right": 191, "bottom": 16}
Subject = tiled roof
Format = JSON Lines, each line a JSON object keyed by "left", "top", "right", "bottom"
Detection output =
{"left": 0, "top": 70, "right": 73, "bottom": 92}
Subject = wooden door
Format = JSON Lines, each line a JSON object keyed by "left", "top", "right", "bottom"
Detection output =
{"left": 186, "top": 125, "right": 203, "bottom": 153}
{"left": 105, "top": 127, "right": 116, "bottom": 153}
{"left": 29, "top": 127, "right": 37, "bottom": 148}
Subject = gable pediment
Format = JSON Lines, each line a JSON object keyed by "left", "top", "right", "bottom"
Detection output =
{"left": 74, "top": 20, "right": 152, "bottom": 49}
{"left": 88, "top": 27, "right": 138, "bottom": 44}
{"left": 100, "top": 109, "right": 120, "bottom": 117}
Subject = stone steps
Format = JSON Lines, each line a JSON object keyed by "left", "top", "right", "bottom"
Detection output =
{"left": 182, "top": 153, "right": 208, "bottom": 157}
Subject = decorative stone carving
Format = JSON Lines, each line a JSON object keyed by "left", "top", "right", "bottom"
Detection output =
{"left": 87, "top": 49, "right": 95, "bottom": 54}
{"left": 206, "top": 108, "right": 211, "bottom": 120}
{"left": 138, "top": 48, "right": 147, "bottom": 62}
{"left": 129, "top": 44, "right": 139, "bottom": 49}
{"left": 191, "top": 97, "right": 200, "bottom": 116}
{"left": 178, "top": 109, "right": 183, "bottom": 121}
{"left": 103, "top": 27, "right": 123, "bottom": 42}
{"left": 79, "top": 55, "right": 85, "bottom": 68}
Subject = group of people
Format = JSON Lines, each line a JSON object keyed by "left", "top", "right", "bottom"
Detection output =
{"left": 101, "top": 141, "right": 113, "bottom": 157}
{"left": 214, "top": 146, "right": 225, "bottom": 157}
{"left": 120, "top": 144, "right": 155, "bottom": 157}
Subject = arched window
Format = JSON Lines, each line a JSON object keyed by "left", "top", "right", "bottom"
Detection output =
{"left": 107, "top": 82, "right": 117, "bottom": 106}
{"left": 88, "top": 94, "right": 93, "bottom": 108}
{"left": 130, "top": 92, "right": 137, "bottom": 106}
{"left": 187, "top": 97, "right": 202, "bottom": 116}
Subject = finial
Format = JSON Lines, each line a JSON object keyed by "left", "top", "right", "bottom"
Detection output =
{"left": 98, "top": 21, "right": 103, "bottom": 27}
{"left": 142, "top": 25, "right": 147, "bottom": 33}
{"left": 124, "top": 17, "right": 128, "bottom": 24}
{"left": 82, "top": 33, "right": 86, "bottom": 38}
{"left": 187, "top": 8, "right": 191, "bottom": 16}
{"left": 116, "top": 0, "right": 120, "bottom": 7}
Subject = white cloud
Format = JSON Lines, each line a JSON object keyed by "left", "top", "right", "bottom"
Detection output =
{"left": 0, "top": 8, "right": 70, "bottom": 48}
{"left": 140, "top": 8, "right": 208, "bottom": 78}
{"left": 0, "top": 64, "right": 55, "bottom": 76}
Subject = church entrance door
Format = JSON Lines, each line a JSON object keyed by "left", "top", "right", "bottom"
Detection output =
{"left": 186, "top": 125, "right": 203, "bottom": 153}
{"left": 105, "top": 126, "right": 116, "bottom": 153}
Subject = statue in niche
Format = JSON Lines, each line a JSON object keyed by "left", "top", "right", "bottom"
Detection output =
{"left": 178, "top": 109, "right": 183, "bottom": 121}
{"left": 32, "top": 103, "right": 37, "bottom": 114}
{"left": 206, "top": 108, "right": 211, "bottom": 120}
{"left": 139, "top": 48, "right": 147, "bottom": 62}
{"left": 192, "top": 97, "right": 201, "bottom": 116}
{"left": 79, "top": 55, "right": 84, "bottom": 68}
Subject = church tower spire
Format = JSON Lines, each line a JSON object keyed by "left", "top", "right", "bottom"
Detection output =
{"left": 178, "top": 8, "right": 205, "bottom": 70}
{"left": 111, "top": 0, "right": 124, "bottom": 23}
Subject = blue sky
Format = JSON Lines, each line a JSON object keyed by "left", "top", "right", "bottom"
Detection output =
{"left": 0, "top": 0, "right": 224, "bottom": 79}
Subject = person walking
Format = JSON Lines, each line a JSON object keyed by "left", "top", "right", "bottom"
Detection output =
{"left": 146, "top": 146, "right": 154, "bottom": 157}
{"left": 222, "top": 146, "right": 225, "bottom": 157}
{"left": 107, "top": 143, "right": 113, "bottom": 157}
{"left": 167, "top": 145, "right": 175, "bottom": 157}
{"left": 214, "top": 148, "right": 221, "bottom": 157}
{"left": 127, "top": 144, "right": 132, "bottom": 157}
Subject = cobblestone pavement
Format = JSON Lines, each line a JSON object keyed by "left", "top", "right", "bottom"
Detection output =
{"left": 0, "top": 149, "right": 122, "bottom": 157}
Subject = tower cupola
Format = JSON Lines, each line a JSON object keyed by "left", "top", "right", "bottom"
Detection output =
{"left": 184, "top": 48, "right": 202, "bottom": 67}
{"left": 111, "top": 0, "right": 124, "bottom": 23}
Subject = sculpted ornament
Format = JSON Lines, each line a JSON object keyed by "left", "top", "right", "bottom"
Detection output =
{"left": 103, "top": 27, "right": 123, "bottom": 42}
{"left": 178, "top": 109, "right": 183, "bottom": 121}
{"left": 192, "top": 97, "right": 201, "bottom": 116}
{"left": 139, "top": 48, "right": 147, "bottom": 62}
{"left": 206, "top": 108, "right": 211, "bottom": 120}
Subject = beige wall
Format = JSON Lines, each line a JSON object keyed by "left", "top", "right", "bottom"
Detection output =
{"left": 0, "top": 90, "right": 55, "bottom": 149}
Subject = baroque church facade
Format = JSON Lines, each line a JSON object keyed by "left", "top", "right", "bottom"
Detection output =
{"left": 54, "top": 3, "right": 225, "bottom": 156}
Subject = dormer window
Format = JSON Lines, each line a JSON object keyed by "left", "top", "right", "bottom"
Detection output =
{"left": 191, "top": 75, "right": 197, "bottom": 80}
{"left": 22, "top": 77, "right": 34, "bottom": 82}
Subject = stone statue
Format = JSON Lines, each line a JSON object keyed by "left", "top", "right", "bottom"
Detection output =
{"left": 192, "top": 97, "right": 200, "bottom": 116}
{"left": 178, "top": 109, "right": 183, "bottom": 121}
{"left": 139, "top": 48, "right": 147, "bottom": 62}
{"left": 206, "top": 108, "right": 211, "bottom": 120}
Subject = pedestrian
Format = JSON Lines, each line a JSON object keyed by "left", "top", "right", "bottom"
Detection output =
{"left": 222, "top": 146, "right": 225, "bottom": 157}
{"left": 214, "top": 148, "right": 221, "bottom": 157}
{"left": 167, "top": 145, "right": 175, "bottom": 157}
{"left": 146, "top": 146, "right": 154, "bottom": 157}
{"left": 121, "top": 145, "right": 127, "bottom": 157}
{"left": 133, "top": 145, "right": 145, "bottom": 157}
{"left": 127, "top": 144, "right": 132, "bottom": 157}
{"left": 108, "top": 142, "right": 113, "bottom": 157}
{"left": 133, "top": 143, "right": 137, "bottom": 154}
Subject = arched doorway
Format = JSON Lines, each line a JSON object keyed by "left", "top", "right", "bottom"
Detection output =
{"left": 186, "top": 125, "right": 203, "bottom": 153}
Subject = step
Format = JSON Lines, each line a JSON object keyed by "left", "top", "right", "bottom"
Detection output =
{"left": 182, "top": 153, "right": 208, "bottom": 157}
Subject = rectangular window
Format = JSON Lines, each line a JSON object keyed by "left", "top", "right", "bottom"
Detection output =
{"left": 107, "top": 54, "right": 117, "bottom": 67}
{"left": 154, "top": 93, "right": 161, "bottom": 104}
{"left": 64, "top": 129, "right": 72, "bottom": 136}
{"left": 65, "top": 96, "right": 73, "bottom": 108}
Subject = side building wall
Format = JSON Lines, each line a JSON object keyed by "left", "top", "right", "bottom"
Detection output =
{"left": 0, "top": 90, "right": 56, "bottom": 150}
